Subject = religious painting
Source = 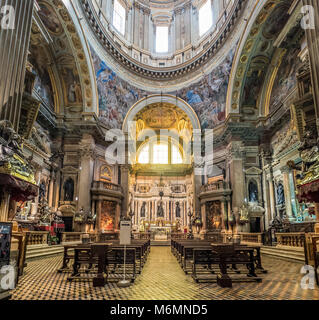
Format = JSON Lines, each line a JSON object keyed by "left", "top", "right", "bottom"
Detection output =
{"left": 100, "top": 201, "right": 116, "bottom": 231}
{"left": 269, "top": 46, "right": 301, "bottom": 112}
{"left": 90, "top": 44, "right": 235, "bottom": 130}
{"left": 206, "top": 201, "right": 222, "bottom": 230}
{"left": 38, "top": 1, "right": 63, "bottom": 35}
{"left": 28, "top": 45, "right": 55, "bottom": 110}
{"left": 175, "top": 48, "right": 235, "bottom": 129}
{"left": 61, "top": 67, "right": 83, "bottom": 104}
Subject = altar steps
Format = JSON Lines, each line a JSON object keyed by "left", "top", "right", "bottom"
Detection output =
{"left": 151, "top": 240, "right": 171, "bottom": 246}
{"left": 26, "top": 244, "right": 64, "bottom": 261}
{"left": 260, "top": 245, "right": 305, "bottom": 263}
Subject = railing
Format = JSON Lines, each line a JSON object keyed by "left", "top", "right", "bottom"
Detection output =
{"left": 133, "top": 232, "right": 151, "bottom": 240}
{"left": 201, "top": 181, "right": 230, "bottom": 192}
{"left": 26, "top": 231, "right": 49, "bottom": 245}
{"left": 238, "top": 232, "right": 263, "bottom": 244}
{"left": 204, "top": 232, "right": 223, "bottom": 243}
{"left": 92, "top": 181, "right": 123, "bottom": 192}
{"left": 61, "top": 232, "right": 97, "bottom": 243}
{"left": 171, "top": 233, "right": 188, "bottom": 240}
{"left": 276, "top": 232, "right": 305, "bottom": 247}
{"left": 98, "top": 232, "right": 119, "bottom": 242}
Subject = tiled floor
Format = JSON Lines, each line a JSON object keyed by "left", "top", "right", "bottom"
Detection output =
{"left": 11, "top": 246, "right": 319, "bottom": 300}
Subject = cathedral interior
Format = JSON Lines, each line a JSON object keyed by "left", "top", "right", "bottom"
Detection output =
{"left": 1, "top": 0, "right": 319, "bottom": 302}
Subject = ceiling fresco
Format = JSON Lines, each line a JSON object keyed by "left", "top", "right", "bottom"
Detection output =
{"left": 91, "top": 45, "right": 235, "bottom": 130}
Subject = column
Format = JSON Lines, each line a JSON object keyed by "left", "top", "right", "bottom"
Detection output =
{"left": 200, "top": 203, "right": 206, "bottom": 233}
{"left": 193, "top": 165, "right": 203, "bottom": 217}
{"left": 115, "top": 202, "right": 121, "bottom": 231}
{"left": 48, "top": 172, "right": 55, "bottom": 209}
{"left": 268, "top": 178, "right": 276, "bottom": 221}
{"left": 0, "top": 0, "right": 34, "bottom": 131}
{"left": 31, "top": 167, "right": 42, "bottom": 215}
{"left": 227, "top": 142, "right": 245, "bottom": 211}
{"left": 281, "top": 166, "right": 294, "bottom": 220}
{"left": 78, "top": 135, "right": 95, "bottom": 214}
{"left": 96, "top": 200, "right": 102, "bottom": 232}
{"left": 302, "top": 0, "right": 319, "bottom": 130}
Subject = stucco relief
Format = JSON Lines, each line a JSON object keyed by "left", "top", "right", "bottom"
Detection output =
{"left": 271, "top": 121, "right": 299, "bottom": 157}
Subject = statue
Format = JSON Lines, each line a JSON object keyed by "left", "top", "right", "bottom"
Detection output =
{"left": 276, "top": 183, "right": 285, "bottom": 205}
{"left": 63, "top": 178, "right": 74, "bottom": 201}
{"left": 0, "top": 120, "right": 24, "bottom": 158}
{"left": 175, "top": 202, "right": 181, "bottom": 218}
{"left": 157, "top": 200, "right": 164, "bottom": 218}
{"left": 39, "top": 182, "right": 46, "bottom": 203}
{"left": 140, "top": 201, "right": 146, "bottom": 218}
{"left": 38, "top": 200, "right": 51, "bottom": 224}
{"left": 239, "top": 204, "right": 249, "bottom": 223}
{"left": 248, "top": 181, "right": 258, "bottom": 203}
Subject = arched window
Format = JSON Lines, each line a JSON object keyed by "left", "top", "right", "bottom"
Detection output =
{"left": 156, "top": 26, "right": 169, "bottom": 53}
{"left": 113, "top": 0, "right": 125, "bottom": 35}
{"left": 199, "top": 0, "right": 213, "bottom": 37}
{"left": 137, "top": 141, "right": 183, "bottom": 165}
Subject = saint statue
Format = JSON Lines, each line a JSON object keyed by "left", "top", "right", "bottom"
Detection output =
{"left": 175, "top": 202, "right": 181, "bottom": 218}
{"left": 248, "top": 181, "right": 258, "bottom": 203}
{"left": 140, "top": 201, "right": 147, "bottom": 218}
{"left": 276, "top": 183, "right": 285, "bottom": 205}
{"left": 64, "top": 178, "right": 74, "bottom": 201}
{"left": 157, "top": 200, "right": 164, "bottom": 218}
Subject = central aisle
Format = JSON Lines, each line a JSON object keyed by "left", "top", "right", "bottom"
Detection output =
{"left": 128, "top": 246, "right": 196, "bottom": 300}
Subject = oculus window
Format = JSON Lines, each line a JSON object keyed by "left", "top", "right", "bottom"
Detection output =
{"left": 113, "top": 0, "right": 126, "bottom": 35}
{"left": 156, "top": 26, "right": 169, "bottom": 53}
{"left": 199, "top": 0, "right": 213, "bottom": 37}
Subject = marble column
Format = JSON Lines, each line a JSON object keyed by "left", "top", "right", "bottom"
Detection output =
{"left": 268, "top": 178, "right": 276, "bottom": 221}
{"left": 48, "top": 172, "right": 55, "bottom": 209}
{"left": 193, "top": 166, "right": 203, "bottom": 217}
{"left": 115, "top": 202, "right": 121, "bottom": 231}
{"left": 0, "top": 0, "right": 34, "bottom": 131}
{"left": 281, "top": 166, "right": 293, "bottom": 220}
{"left": 227, "top": 142, "right": 245, "bottom": 211}
{"left": 78, "top": 135, "right": 95, "bottom": 213}
{"left": 31, "top": 167, "right": 42, "bottom": 216}
{"left": 302, "top": 0, "right": 319, "bottom": 129}
{"left": 200, "top": 203, "right": 206, "bottom": 233}
{"left": 96, "top": 200, "right": 102, "bottom": 232}
{"left": 0, "top": 192, "right": 10, "bottom": 222}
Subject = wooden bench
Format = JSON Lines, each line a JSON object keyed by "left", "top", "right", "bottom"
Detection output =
{"left": 211, "top": 244, "right": 262, "bottom": 288}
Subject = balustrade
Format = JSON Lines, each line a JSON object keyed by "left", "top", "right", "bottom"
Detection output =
{"left": 276, "top": 232, "right": 305, "bottom": 247}
{"left": 238, "top": 232, "right": 263, "bottom": 244}
{"left": 26, "top": 231, "right": 49, "bottom": 245}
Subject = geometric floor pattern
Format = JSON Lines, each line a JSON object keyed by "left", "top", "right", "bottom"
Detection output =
{"left": 11, "top": 246, "right": 319, "bottom": 300}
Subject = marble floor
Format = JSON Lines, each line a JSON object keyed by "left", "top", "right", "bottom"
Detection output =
{"left": 11, "top": 246, "right": 319, "bottom": 300}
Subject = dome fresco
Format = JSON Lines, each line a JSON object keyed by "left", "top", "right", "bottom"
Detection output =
{"left": 91, "top": 45, "right": 235, "bottom": 130}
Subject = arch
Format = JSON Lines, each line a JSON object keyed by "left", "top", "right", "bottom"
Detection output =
{"left": 122, "top": 94, "right": 201, "bottom": 132}
{"left": 226, "top": 0, "right": 290, "bottom": 118}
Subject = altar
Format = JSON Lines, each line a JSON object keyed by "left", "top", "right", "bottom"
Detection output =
{"left": 150, "top": 226, "right": 171, "bottom": 241}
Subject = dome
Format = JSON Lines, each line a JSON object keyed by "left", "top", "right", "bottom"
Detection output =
{"left": 82, "top": 0, "right": 243, "bottom": 80}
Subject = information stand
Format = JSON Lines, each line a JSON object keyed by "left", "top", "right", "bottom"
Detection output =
{"left": 0, "top": 222, "right": 13, "bottom": 299}
{"left": 0, "top": 222, "right": 12, "bottom": 267}
{"left": 118, "top": 220, "right": 131, "bottom": 288}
